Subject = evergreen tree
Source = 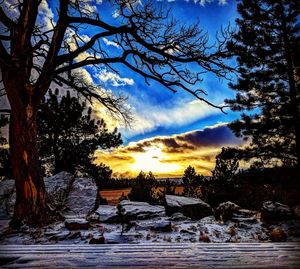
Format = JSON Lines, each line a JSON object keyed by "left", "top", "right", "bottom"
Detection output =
{"left": 128, "top": 171, "right": 157, "bottom": 204}
{"left": 212, "top": 147, "right": 239, "bottom": 183}
{"left": 37, "top": 89, "right": 122, "bottom": 176}
{"left": 226, "top": 0, "right": 300, "bottom": 167}
{"left": 182, "top": 165, "right": 204, "bottom": 197}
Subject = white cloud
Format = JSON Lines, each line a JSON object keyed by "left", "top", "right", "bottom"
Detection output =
{"left": 120, "top": 99, "right": 222, "bottom": 138}
{"left": 218, "top": 0, "right": 227, "bottom": 5}
{"left": 103, "top": 38, "right": 120, "bottom": 48}
{"left": 97, "top": 69, "right": 134, "bottom": 87}
{"left": 172, "top": 0, "right": 227, "bottom": 5}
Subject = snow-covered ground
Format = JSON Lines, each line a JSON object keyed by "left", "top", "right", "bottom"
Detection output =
{"left": 1, "top": 172, "right": 299, "bottom": 245}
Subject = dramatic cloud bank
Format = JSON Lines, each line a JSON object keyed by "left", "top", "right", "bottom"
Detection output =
{"left": 95, "top": 124, "right": 243, "bottom": 178}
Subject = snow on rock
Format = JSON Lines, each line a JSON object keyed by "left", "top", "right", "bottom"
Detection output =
{"left": 261, "top": 201, "right": 294, "bottom": 222}
{"left": 89, "top": 236, "right": 105, "bottom": 244}
{"left": 215, "top": 201, "right": 240, "bottom": 222}
{"left": 118, "top": 200, "right": 165, "bottom": 220}
{"left": 0, "top": 172, "right": 74, "bottom": 218}
{"left": 87, "top": 205, "right": 119, "bottom": 223}
{"left": 168, "top": 212, "right": 189, "bottom": 221}
{"left": 65, "top": 219, "right": 90, "bottom": 230}
{"left": 0, "top": 179, "right": 15, "bottom": 218}
{"left": 63, "top": 177, "right": 97, "bottom": 217}
{"left": 165, "top": 195, "right": 213, "bottom": 220}
{"left": 44, "top": 171, "right": 74, "bottom": 210}
{"left": 135, "top": 219, "right": 172, "bottom": 232}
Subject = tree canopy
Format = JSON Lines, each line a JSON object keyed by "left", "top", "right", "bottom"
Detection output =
{"left": 37, "top": 89, "right": 121, "bottom": 176}
{"left": 226, "top": 0, "right": 300, "bottom": 167}
{"left": 182, "top": 165, "right": 204, "bottom": 198}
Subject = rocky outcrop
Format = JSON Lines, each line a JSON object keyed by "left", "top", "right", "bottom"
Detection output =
{"left": 0, "top": 179, "right": 15, "bottom": 218}
{"left": 136, "top": 219, "right": 172, "bottom": 232}
{"left": 87, "top": 205, "right": 119, "bottom": 223}
{"left": 63, "top": 177, "right": 97, "bottom": 217}
{"left": 261, "top": 201, "right": 294, "bottom": 222}
{"left": 165, "top": 195, "right": 213, "bottom": 220}
{"left": 215, "top": 201, "right": 258, "bottom": 224}
{"left": 65, "top": 219, "right": 90, "bottom": 230}
{"left": 215, "top": 201, "right": 240, "bottom": 222}
{"left": 118, "top": 200, "right": 165, "bottom": 221}
{"left": 44, "top": 171, "right": 74, "bottom": 210}
{"left": 0, "top": 172, "right": 74, "bottom": 218}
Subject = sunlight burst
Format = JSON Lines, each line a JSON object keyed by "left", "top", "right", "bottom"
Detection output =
{"left": 130, "top": 146, "right": 181, "bottom": 175}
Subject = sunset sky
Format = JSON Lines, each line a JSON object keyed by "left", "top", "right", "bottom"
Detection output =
{"left": 1, "top": 0, "right": 244, "bottom": 177}
{"left": 89, "top": 0, "right": 243, "bottom": 177}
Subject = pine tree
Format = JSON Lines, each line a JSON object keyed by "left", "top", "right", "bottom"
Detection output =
{"left": 182, "top": 165, "right": 204, "bottom": 197}
{"left": 226, "top": 0, "right": 300, "bottom": 167}
{"left": 37, "top": 89, "right": 122, "bottom": 176}
{"left": 128, "top": 171, "right": 157, "bottom": 204}
{"left": 212, "top": 147, "right": 239, "bottom": 183}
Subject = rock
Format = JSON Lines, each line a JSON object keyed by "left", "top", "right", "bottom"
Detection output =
{"left": 199, "top": 230, "right": 211, "bottom": 242}
{"left": 118, "top": 200, "right": 165, "bottom": 220}
{"left": 292, "top": 205, "right": 300, "bottom": 219}
{"left": 63, "top": 177, "right": 97, "bottom": 217}
{"left": 65, "top": 219, "right": 90, "bottom": 230}
{"left": 227, "top": 225, "right": 237, "bottom": 237}
{"left": 169, "top": 212, "right": 189, "bottom": 221}
{"left": 44, "top": 171, "right": 74, "bottom": 210}
{"left": 215, "top": 201, "right": 240, "bottom": 222}
{"left": 49, "top": 231, "right": 71, "bottom": 241}
{"left": 233, "top": 217, "right": 257, "bottom": 224}
{"left": 151, "top": 221, "right": 172, "bottom": 232}
{"left": 89, "top": 236, "right": 105, "bottom": 244}
{"left": 258, "top": 232, "right": 269, "bottom": 241}
{"left": 261, "top": 201, "right": 294, "bottom": 222}
{"left": 165, "top": 195, "right": 213, "bottom": 220}
{"left": 180, "top": 229, "right": 196, "bottom": 235}
{"left": 0, "top": 172, "right": 74, "bottom": 218}
{"left": 270, "top": 228, "right": 288, "bottom": 242}
{"left": 68, "top": 231, "right": 82, "bottom": 239}
{"left": 0, "top": 179, "right": 15, "bottom": 218}
{"left": 87, "top": 205, "right": 119, "bottom": 223}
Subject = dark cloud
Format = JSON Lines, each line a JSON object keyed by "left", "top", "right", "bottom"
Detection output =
{"left": 124, "top": 124, "right": 242, "bottom": 154}
{"left": 176, "top": 125, "right": 241, "bottom": 147}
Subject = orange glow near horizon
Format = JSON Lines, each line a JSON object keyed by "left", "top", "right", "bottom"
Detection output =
{"left": 130, "top": 146, "right": 182, "bottom": 176}
{"left": 94, "top": 125, "right": 243, "bottom": 178}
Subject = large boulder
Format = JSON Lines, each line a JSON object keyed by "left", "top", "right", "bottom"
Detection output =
{"left": 87, "top": 205, "right": 119, "bottom": 223}
{"left": 215, "top": 201, "right": 240, "bottom": 222}
{"left": 261, "top": 201, "right": 294, "bottom": 222}
{"left": 44, "top": 171, "right": 74, "bottom": 210}
{"left": 0, "top": 179, "right": 15, "bottom": 218}
{"left": 118, "top": 200, "right": 165, "bottom": 220}
{"left": 63, "top": 177, "right": 97, "bottom": 217}
{"left": 165, "top": 195, "right": 213, "bottom": 220}
{"left": 0, "top": 172, "right": 74, "bottom": 218}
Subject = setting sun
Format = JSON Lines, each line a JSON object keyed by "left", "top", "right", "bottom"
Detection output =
{"left": 130, "top": 146, "right": 182, "bottom": 175}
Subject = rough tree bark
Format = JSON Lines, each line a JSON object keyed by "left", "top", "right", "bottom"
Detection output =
{"left": 3, "top": 70, "right": 46, "bottom": 227}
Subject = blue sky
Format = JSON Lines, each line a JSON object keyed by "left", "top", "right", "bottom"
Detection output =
{"left": 73, "top": 0, "right": 241, "bottom": 145}
{"left": 2, "top": 0, "right": 243, "bottom": 176}
{"left": 87, "top": 0, "right": 244, "bottom": 176}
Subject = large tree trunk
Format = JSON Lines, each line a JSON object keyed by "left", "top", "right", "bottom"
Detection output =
{"left": 9, "top": 106, "right": 46, "bottom": 228}
{"left": 3, "top": 69, "right": 46, "bottom": 228}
